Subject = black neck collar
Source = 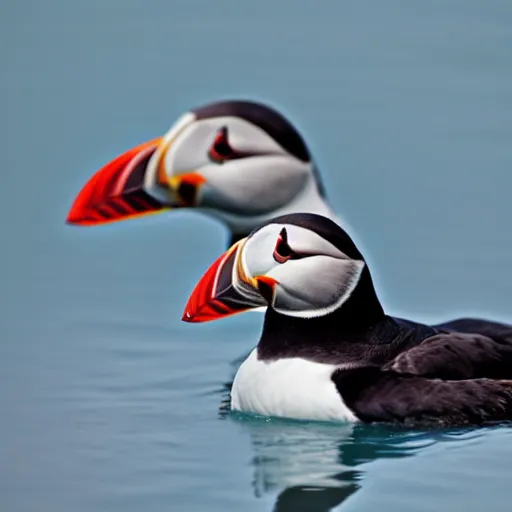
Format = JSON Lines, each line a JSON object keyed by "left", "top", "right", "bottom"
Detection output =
{"left": 256, "top": 268, "right": 437, "bottom": 365}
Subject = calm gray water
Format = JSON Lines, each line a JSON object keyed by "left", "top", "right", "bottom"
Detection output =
{"left": 2, "top": 1, "right": 512, "bottom": 511}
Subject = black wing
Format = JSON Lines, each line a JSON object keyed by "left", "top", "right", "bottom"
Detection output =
{"left": 332, "top": 367, "right": 512, "bottom": 427}
{"left": 385, "top": 332, "right": 512, "bottom": 380}
{"left": 434, "top": 317, "right": 512, "bottom": 343}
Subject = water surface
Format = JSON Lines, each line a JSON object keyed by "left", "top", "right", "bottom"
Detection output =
{"left": 2, "top": 1, "right": 512, "bottom": 511}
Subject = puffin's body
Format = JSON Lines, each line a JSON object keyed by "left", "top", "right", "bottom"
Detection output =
{"left": 183, "top": 213, "right": 512, "bottom": 427}
{"left": 232, "top": 314, "right": 512, "bottom": 426}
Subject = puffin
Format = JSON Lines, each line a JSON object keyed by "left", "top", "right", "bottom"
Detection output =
{"left": 66, "top": 99, "right": 339, "bottom": 247}
{"left": 182, "top": 213, "right": 512, "bottom": 427}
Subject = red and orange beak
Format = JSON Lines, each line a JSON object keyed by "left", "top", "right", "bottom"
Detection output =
{"left": 66, "top": 137, "right": 207, "bottom": 226}
{"left": 182, "top": 241, "right": 278, "bottom": 323}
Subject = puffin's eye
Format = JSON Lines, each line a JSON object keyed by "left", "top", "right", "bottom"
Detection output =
{"left": 273, "top": 228, "right": 299, "bottom": 264}
{"left": 208, "top": 126, "right": 237, "bottom": 163}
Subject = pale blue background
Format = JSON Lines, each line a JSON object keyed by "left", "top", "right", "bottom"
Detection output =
{"left": 2, "top": 1, "right": 512, "bottom": 511}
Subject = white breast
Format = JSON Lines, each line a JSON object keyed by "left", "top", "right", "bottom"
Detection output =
{"left": 231, "top": 349, "right": 359, "bottom": 423}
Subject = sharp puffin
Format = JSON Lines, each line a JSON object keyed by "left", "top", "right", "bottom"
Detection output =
{"left": 66, "top": 100, "right": 339, "bottom": 247}
{"left": 182, "top": 213, "right": 512, "bottom": 427}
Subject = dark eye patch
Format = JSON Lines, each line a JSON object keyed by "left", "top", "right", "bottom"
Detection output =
{"left": 273, "top": 228, "right": 301, "bottom": 264}
{"left": 208, "top": 126, "right": 251, "bottom": 164}
{"left": 194, "top": 100, "right": 311, "bottom": 162}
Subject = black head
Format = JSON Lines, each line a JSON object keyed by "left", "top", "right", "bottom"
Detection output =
{"left": 192, "top": 99, "right": 310, "bottom": 162}
{"left": 251, "top": 212, "right": 365, "bottom": 262}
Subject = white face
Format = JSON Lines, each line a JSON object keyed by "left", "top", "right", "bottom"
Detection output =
{"left": 144, "top": 113, "right": 313, "bottom": 221}
{"left": 236, "top": 223, "right": 366, "bottom": 318}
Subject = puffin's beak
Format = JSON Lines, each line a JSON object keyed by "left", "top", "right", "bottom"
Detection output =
{"left": 182, "top": 241, "right": 277, "bottom": 323}
{"left": 66, "top": 137, "right": 207, "bottom": 226}
{"left": 66, "top": 138, "right": 165, "bottom": 226}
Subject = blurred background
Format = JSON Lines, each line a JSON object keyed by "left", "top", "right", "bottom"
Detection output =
{"left": 2, "top": 1, "right": 512, "bottom": 511}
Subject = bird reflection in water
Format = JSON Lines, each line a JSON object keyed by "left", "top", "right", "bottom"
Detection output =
{"left": 219, "top": 363, "right": 485, "bottom": 512}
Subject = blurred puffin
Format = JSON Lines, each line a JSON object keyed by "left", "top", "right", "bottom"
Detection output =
{"left": 183, "top": 213, "right": 512, "bottom": 427}
{"left": 66, "top": 100, "right": 339, "bottom": 247}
